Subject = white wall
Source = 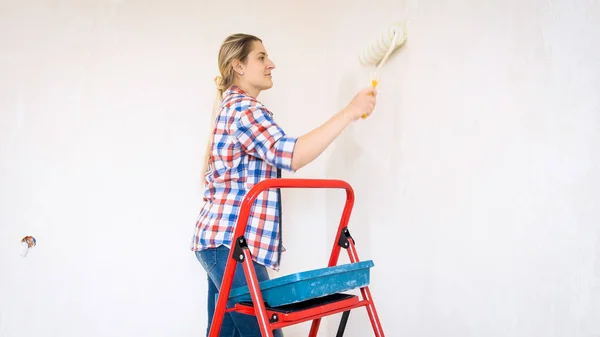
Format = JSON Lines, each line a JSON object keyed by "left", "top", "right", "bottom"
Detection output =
{"left": 1, "top": 1, "right": 599, "bottom": 337}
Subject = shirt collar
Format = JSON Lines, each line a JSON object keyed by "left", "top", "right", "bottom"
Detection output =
{"left": 224, "top": 85, "right": 250, "bottom": 98}
{"left": 222, "top": 85, "right": 273, "bottom": 116}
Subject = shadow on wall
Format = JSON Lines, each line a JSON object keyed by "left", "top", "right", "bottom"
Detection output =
{"left": 322, "top": 68, "right": 404, "bottom": 335}
{"left": 324, "top": 69, "right": 400, "bottom": 254}
{"left": 325, "top": 73, "right": 365, "bottom": 260}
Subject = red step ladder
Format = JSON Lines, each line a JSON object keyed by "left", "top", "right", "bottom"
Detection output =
{"left": 208, "top": 178, "right": 385, "bottom": 337}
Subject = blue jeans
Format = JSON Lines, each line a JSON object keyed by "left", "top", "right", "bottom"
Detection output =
{"left": 195, "top": 245, "right": 284, "bottom": 337}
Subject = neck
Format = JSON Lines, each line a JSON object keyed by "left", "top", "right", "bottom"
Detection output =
{"left": 233, "top": 81, "right": 260, "bottom": 98}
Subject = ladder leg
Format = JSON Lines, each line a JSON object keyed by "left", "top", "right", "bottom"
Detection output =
{"left": 239, "top": 249, "right": 274, "bottom": 337}
{"left": 347, "top": 242, "right": 385, "bottom": 337}
{"left": 308, "top": 318, "right": 321, "bottom": 337}
{"left": 209, "top": 237, "right": 274, "bottom": 337}
{"left": 208, "top": 249, "right": 239, "bottom": 337}
{"left": 336, "top": 228, "right": 385, "bottom": 337}
{"left": 360, "top": 286, "right": 384, "bottom": 337}
{"left": 335, "top": 311, "right": 351, "bottom": 337}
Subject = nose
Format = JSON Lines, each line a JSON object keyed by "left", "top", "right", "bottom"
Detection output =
{"left": 267, "top": 57, "right": 276, "bottom": 70}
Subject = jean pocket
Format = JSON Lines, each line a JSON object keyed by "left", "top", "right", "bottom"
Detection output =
{"left": 195, "top": 249, "right": 217, "bottom": 273}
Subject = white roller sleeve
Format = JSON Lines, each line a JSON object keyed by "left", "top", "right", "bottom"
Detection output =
{"left": 359, "top": 23, "right": 407, "bottom": 66}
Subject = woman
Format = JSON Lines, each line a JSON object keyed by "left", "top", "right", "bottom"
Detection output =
{"left": 191, "top": 33, "right": 377, "bottom": 337}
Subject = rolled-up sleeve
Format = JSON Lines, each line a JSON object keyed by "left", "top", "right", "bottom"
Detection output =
{"left": 233, "top": 105, "right": 297, "bottom": 171}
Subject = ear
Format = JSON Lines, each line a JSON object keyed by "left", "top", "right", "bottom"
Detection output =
{"left": 231, "top": 59, "right": 245, "bottom": 76}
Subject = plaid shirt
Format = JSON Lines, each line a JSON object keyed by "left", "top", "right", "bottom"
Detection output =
{"left": 190, "top": 85, "right": 297, "bottom": 270}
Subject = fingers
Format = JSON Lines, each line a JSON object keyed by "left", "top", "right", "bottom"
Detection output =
{"left": 365, "top": 89, "right": 377, "bottom": 108}
{"left": 362, "top": 87, "right": 378, "bottom": 96}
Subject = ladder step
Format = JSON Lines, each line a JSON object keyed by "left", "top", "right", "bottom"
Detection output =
{"left": 232, "top": 293, "right": 364, "bottom": 326}
{"left": 248, "top": 293, "right": 357, "bottom": 313}
{"left": 228, "top": 260, "right": 374, "bottom": 308}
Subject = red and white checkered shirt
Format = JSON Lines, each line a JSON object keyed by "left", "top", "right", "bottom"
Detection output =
{"left": 190, "top": 85, "right": 297, "bottom": 270}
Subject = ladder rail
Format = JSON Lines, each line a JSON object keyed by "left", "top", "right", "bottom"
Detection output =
{"left": 236, "top": 178, "right": 356, "bottom": 245}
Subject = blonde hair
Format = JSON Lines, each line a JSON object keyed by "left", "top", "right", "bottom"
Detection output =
{"left": 201, "top": 33, "right": 262, "bottom": 179}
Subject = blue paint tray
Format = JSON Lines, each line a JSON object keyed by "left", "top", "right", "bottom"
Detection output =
{"left": 228, "top": 260, "right": 374, "bottom": 307}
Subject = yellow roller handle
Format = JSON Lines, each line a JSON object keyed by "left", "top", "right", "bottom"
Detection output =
{"left": 361, "top": 79, "right": 378, "bottom": 119}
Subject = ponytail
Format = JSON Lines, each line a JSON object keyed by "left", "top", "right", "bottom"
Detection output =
{"left": 200, "top": 76, "right": 226, "bottom": 180}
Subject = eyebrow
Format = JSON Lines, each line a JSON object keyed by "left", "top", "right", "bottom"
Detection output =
{"left": 257, "top": 52, "right": 267, "bottom": 57}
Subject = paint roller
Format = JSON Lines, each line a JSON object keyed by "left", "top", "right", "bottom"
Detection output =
{"left": 358, "top": 22, "right": 408, "bottom": 118}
